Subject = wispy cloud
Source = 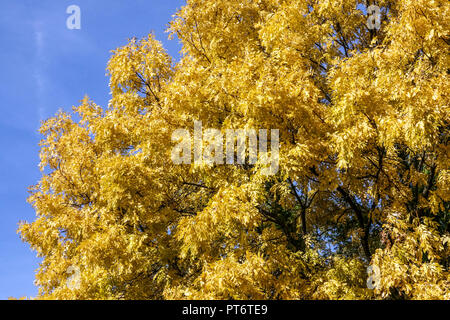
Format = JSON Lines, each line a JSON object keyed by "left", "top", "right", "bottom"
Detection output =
{"left": 33, "top": 23, "right": 46, "bottom": 122}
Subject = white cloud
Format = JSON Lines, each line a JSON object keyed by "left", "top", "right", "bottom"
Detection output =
{"left": 33, "top": 23, "right": 46, "bottom": 122}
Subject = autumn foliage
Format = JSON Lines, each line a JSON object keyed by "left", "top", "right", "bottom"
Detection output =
{"left": 20, "top": 0, "right": 449, "bottom": 299}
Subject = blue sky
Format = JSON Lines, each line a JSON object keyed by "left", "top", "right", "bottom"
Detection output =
{"left": 0, "top": 0, "right": 183, "bottom": 299}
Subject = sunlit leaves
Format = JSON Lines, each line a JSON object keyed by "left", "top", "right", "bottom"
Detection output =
{"left": 19, "top": 0, "right": 449, "bottom": 300}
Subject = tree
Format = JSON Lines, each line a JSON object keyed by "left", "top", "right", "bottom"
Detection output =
{"left": 19, "top": 0, "right": 449, "bottom": 299}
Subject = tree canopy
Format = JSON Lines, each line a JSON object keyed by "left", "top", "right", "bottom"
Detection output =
{"left": 20, "top": 0, "right": 449, "bottom": 299}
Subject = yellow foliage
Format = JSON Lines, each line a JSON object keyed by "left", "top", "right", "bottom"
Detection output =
{"left": 19, "top": 0, "right": 449, "bottom": 299}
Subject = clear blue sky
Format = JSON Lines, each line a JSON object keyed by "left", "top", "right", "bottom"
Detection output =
{"left": 0, "top": 0, "right": 183, "bottom": 299}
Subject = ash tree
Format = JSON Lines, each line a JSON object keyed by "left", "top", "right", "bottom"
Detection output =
{"left": 20, "top": 0, "right": 449, "bottom": 299}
